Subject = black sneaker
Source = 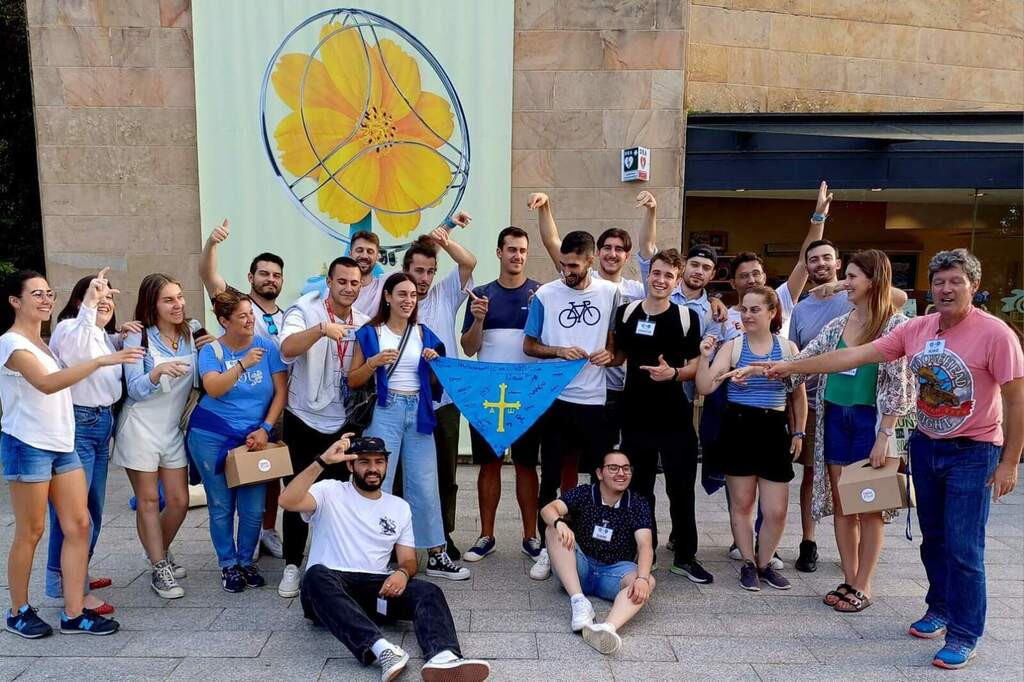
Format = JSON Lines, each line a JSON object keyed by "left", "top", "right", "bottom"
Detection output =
{"left": 739, "top": 561, "right": 761, "bottom": 592}
{"left": 5, "top": 604, "right": 53, "bottom": 639}
{"left": 444, "top": 536, "right": 462, "bottom": 562}
{"left": 426, "top": 551, "right": 470, "bottom": 580}
{"left": 222, "top": 565, "right": 246, "bottom": 593}
{"left": 59, "top": 608, "right": 119, "bottom": 635}
{"left": 758, "top": 564, "right": 792, "bottom": 590}
{"left": 239, "top": 564, "right": 266, "bottom": 588}
{"left": 795, "top": 540, "right": 818, "bottom": 573}
{"left": 670, "top": 559, "right": 714, "bottom": 584}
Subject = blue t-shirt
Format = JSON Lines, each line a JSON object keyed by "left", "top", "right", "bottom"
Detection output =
{"left": 789, "top": 291, "right": 853, "bottom": 396}
{"left": 197, "top": 336, "right": 287, "bottom": 430}
{"left": 561, "top": 484, "right": 652, "bottom": 566}
{"left": 460, "top": 278, "right": 540, "bottom": 363}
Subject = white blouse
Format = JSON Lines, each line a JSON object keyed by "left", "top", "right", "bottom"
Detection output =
{"left": 49, "top": 305, "right": 122, "bottom": 408}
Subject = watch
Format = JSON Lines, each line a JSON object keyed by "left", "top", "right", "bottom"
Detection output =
{"left": 792, "top": 431, "right": 806, "bottom": 439}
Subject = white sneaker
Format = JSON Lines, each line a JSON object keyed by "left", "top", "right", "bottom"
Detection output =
{"left": 165, "top": 551, "right": 186, "bottom": 579}
{"left": 529, "top": 549, "right": 551, "bottom": 580}
{"left": 150, "top": 560, "right": 184, "bottom": 599}
{"left": 278, "top": 564, "right": 301, "bottom": 597}
{"left": 570, "top": 595, "right": 595, "bottom": 632}
{"left": 377, "top": 645, "right": 409, "bottom": 682}
{"left": 728, "top": 544, "right": 742, "bottom": 560}
{"left": 770, "top": 553, "right": 785, "bottom": 570}
{"left": 260, "top": 529, "right": 284, "bottom": 559}
{"left": 421, "top": 658, "right": 490, "bottom": 682}
{"left": 582, "top": 622, "right": 622, "bottom": 654}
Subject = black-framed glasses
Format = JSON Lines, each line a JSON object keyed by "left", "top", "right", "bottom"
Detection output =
{"left": 262, "top": 313, "right": 278, "bottom": 336}
{"left": 603, "top": 464, "right": 633, "bottom": 475}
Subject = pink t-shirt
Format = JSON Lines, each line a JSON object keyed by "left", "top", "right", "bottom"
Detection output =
{"left": 872, "top": 308, "right": 1023, "bottom": 445}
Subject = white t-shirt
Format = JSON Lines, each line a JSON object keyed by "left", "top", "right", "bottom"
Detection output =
{"left": 279, "top": 294, "right": 369, "bottom": 434}
{"left": 353, "top": 276, "right": 387, "bottom": 318}
{"left": 524, "top": 277, "right": 620, "bottom": 405}
{"left": 719, "top": 282, "right": 797, "bottom": 342}
{"left": 593, "top": 270, "right": 645, "bottom": 392}
{"left": 49, "top": 305, "right": 122, "bottom": 408}
{"left": 379, "top": 323, "right": 423, "bottom": 393}
{"left": 302, "top": 480, "right": 415, "bottom": 574}
{"left": 416, "top": 268, "right": 471, "bottom": 408}
{"left": 0, "top": 332, "right": 75, "bottom": 452}
{"left": 251, "top": 302, "right": 284, "bottom": 347}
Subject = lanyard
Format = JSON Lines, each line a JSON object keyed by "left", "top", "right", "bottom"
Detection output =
{"left": 324, "top": 300, "right": 352, "bottom": 368}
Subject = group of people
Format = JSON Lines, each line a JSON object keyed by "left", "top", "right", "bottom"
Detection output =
{"left": 1, "top": 181, "right": 1021, "bottom": 676}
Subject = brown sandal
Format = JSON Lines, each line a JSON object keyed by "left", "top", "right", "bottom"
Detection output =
{"left": 835, "top": 589, "right": 872, "bottom": 613}
{"left": 823, "top": 583, "right": 853, "bottom": 607}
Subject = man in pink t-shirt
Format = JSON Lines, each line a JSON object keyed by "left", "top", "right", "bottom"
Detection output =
{"left": 756, "top": 249, "right": 1023, "bottom": 670}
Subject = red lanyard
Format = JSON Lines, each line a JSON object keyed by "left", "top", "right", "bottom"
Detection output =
{"left": 324, "top": 300, "right": 352, "bottom": 368}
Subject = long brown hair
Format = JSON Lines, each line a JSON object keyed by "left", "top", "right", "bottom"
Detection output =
{"left": 744, "top": 285, "right": 783, "bottom": 334}
{"left": 847, "top": 249, "right": 898, "bottom": 345}
{"left": 134, "top": 273, "right": 192, "bottom": 341}
{"left": 369, "top": 272, "right": 419, "bottom": 327}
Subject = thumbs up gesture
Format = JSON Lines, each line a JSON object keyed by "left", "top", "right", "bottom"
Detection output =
{"left": 638, "top": 354, "right": 676, "bottom": 382}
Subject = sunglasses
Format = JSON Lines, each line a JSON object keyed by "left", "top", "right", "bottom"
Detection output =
{"left": 262, "top": 313, "right": 278, "bottom": 336}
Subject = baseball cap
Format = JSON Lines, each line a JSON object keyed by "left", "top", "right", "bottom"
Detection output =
{"left": 687, "top": 244, "right": 718, "bottom": 264}
{"left": 348, "top": 436, "right": 391, "bottom": 457}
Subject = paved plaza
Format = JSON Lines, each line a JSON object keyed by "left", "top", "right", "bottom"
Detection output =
{"left": 1, "top": 463, "right": 1021, "bottom": 681}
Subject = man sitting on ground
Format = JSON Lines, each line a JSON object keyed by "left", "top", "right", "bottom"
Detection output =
{"left": 279, "top": 435, "right": 490, "bottom": 682}
{"left": 539, "top": 450, "right": 655, "bottom": 655}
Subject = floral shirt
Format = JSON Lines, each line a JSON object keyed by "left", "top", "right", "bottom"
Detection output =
{"left": 791, "top": 312, "right": 915, "bottom": 520}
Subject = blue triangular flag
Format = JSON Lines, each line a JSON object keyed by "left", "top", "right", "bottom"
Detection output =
{"left": 431, "top": 358, "right": 587, "bottom": 457}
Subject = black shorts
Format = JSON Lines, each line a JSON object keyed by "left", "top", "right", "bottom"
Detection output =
{"left": 469, "top": 420, "right": 541, "bottom": 467}
{"left": 718, "top": 403, "right": 795, "bottom": 483}
{"left": 540, "top": 399, "right": 607, "bottom": 476}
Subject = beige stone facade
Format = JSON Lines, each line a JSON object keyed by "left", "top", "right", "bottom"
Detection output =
{"left": 26, "top": 1, "right": 1023, "bottom": 307}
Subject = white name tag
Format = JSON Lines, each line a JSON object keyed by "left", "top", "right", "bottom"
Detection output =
{"left": 838, "top": 367, "right": 857, "bottom": 377}
{"left": 376, "top": 597, "right": 388, "bottom": 616}
{"left": 592, "top": 525, "right": 614, "bottom": 542}
{"left": 636, "top": 320, "right": 656, "bottom": 336}
{"left": 925, "top": 339, "right": 946, "bottom": 355}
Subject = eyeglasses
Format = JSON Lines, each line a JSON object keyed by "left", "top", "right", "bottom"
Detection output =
{"left": 603, "top": 464, "right": 633, "bottom": 475}
{"left": 262, "top": 313, "right": 278, "bottom": 336}
{"left": 26, "top": 289, "right": 56, "bottom": 302}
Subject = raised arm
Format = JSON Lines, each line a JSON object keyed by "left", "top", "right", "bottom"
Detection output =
{"left": 527, "top": 192, "right": 563, "bottom": 273}
{"left": 785, "top": 182, "right": 831, "bottom": 304}
{"left": 431, "top": 211, "right": 477, "bottom": 288}
{"left": 636, "top": 191, "right": 657, "bottom": 260}
{"left": 279, "top": 436, "right": 355, "bottom": 513}
{"left": 695, "top": 336, "right": 734, "bottom": 395}
{"left": 199, "top": 218, "right": 231, "bottom": 298}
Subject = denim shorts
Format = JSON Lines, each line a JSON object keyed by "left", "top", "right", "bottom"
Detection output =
{"left": 823, "top": 402, "right": 878, "bottom": 466}
{"left": 554, "top": 546, "right": 637, "bottom": 601}
{"left": 1, "top": 433, "right": 82, "bottom": 482}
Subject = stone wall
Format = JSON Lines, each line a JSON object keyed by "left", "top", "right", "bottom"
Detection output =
{"left": 512, "top": 0, "right": 690, "bottom": 281}
{"left": 27, "top": 0, "right": 199, "bottom": 318}
{"left": 687, "top": 0, "right": 1024, "bottom": 112}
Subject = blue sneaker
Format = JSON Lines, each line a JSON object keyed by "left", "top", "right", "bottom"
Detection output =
{"left": 5, "top": 604, "right": 53, "bottom": 639}
{"left": 222, "top": 565, "right": 246, "bottom": 593}
{"left": 909, "top": 613, "right": 947, "bottom": 639}
{"left": 463, "top": 536, "right": 496, "bottom": 563}
{"left": 239, "top": 564, "right": 265, "bottom": 588}
{"left": 521, "top": 537, "right": 542, "bottom": 560}
{"left": 59, "top": 608, "right": 119, "bottom": 635}
{"left": 933, "top": 642, "right": 977, "bottom": 669}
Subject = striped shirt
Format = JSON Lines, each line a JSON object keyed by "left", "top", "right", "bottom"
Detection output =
{"left": 728, "top": 335, "right": 787, "bottom": 410}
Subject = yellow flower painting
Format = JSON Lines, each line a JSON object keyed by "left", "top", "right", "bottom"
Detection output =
{"left": 272, "top": 23, "right": 455, "bottom": 238}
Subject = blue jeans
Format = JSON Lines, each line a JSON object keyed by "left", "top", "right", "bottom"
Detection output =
{"left": 909, "top": 430, "right": 1001, "bottom": 648}
{"left": 552, "top": 546, "right": 637, "bottom": 601}
{"left": 187, "top": 428, "right": 266, "bottom": 569}
{"left": 824, "top": 402, "right": 878, "bottom": 466}
{"left": 367, "top": 392, "right": 444, "bottom": 549}
{"left": 45, "top": 406, "right": 112, "bottom": 598}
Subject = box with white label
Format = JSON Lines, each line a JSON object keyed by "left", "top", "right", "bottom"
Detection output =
{"left": 838, "top": 457, "right": 914, "bottom": 514}
{"left": 224, "top": 441, "right": 293, "bottom": 488}
{"left": 621, "top": 146, "right": 650, "bottom": 182}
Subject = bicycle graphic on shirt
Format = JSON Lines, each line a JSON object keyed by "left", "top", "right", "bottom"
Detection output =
{"left": 558, "top": 300, "right": 602, "bottom": 328}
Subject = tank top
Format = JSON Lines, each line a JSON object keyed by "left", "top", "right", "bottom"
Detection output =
{"left": 727, "top": 335, "right": 787, "bottom": 410}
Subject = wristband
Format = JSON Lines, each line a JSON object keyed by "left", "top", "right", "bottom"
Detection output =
{"left": 553, "top": 517, "right": 568, "bottom": 530}
{"left": 675, "top": 367, "right": 683, "bottom": 382}
{"left": 635, "top": 576, "right": 650, "bottom": 583}
{"left": 442, "top": 216, "right": 457, "bottom": 229}
{"left": 792, "top": 431, "right": 806, "bottom": 439}
{"left": 260, "top": 421, "right": 273, "bottom": 434}
{"left": 319, "top": 321, "right": 326, "bottom": 337}
{"left": 878, "top": 426, "right": 895, "bottom": 438}
{"left": 811, "top": 212, "right": 827, "bottom": 223}
{"left": 314, "top": 455, "right": 329, "bottom": 469}
{"left": 395, "top": 567, "right": 411, "bottom": 580}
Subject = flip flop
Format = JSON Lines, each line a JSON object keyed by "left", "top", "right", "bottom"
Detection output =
{"left": 835, "top": 590, "right": 871, "bottom": 613}
{"left": 823, "top": 583, "right": 853, "bottom": 607}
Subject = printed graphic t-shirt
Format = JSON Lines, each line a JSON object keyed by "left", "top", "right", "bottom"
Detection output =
{"left": 873, "top": 307, "right": 1024, "bottom": 445}
{"left": 524, "top": 277, "right": 620, "bottom": 405}
{"left": 197, "top": 335, "right": 287, "bottom": 430}
{"left": 461, "top": 278, "right": 540, "bottom": 363}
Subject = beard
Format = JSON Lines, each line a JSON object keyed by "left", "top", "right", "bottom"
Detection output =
{"left": 809, "top": 268, "right": 836, "bottom": 286}
{"left": 352, "top": 469, "right": 385, "bottom": 492}
{"left": 255, "top": 284, "right": 280, "bottom": 300}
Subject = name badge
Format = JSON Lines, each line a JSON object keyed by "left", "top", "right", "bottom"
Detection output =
{"left": 925, "top": 339, "right": 945, "bottom": 355}
{"left": 592, "top": 525, "right": 613, "bottom": 542}
{"left": 838, "top": 367, "right": 857, "bottom": 377}
{"left": 376, "top": 597, "right": 388, "bottom": 616}
{"left": 636, "top": 320, "right": 656, "bottom": 336}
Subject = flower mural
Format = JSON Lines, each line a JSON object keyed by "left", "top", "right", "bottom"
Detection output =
{"left": 271, "top": 23, "right": 455, "bottom": 238}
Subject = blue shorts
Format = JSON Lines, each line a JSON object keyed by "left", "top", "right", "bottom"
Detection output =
{"left": 1, "top": 433, "right": 81, "bottom": 483}
{"left": 823, "top": 402, "right": 878, "bottom": 466}
{"left": 554, "top": 546, "right": 637, "bottom": 601}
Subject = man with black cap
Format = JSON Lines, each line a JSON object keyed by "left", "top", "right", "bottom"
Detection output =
{"left": 279, "top": 435, "right": 490, "bottom": 682}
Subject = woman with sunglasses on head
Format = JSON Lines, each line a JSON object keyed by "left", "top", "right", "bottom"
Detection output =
{"left": 44, "top": 269, "right": 143, "bottom": 616}
{"left": 186, "top": 289, "right": 287, "bottom": 593}
{"left": 2, "top": 270, "right": 143, "bottom": 638}
{"left": 114, "top": 273, "right": 213, "bottom": 600}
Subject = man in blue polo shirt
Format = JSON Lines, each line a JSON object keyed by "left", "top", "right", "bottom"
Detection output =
{"left": 539, "top": 450, "right": 655, "bottom": 656}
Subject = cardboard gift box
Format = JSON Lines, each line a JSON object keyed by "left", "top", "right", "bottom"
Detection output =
{"left": 838, "top": 457, "right": 915, "bottom": 515}
{"left": 224, "top": 441, "right": 293, "bottom": 488}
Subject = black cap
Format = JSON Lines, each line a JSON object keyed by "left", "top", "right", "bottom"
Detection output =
{"left": 348, "top": 436, "right": 391, "bottom": 457}
{"left": 687, "top": 244, "right": 718, "bottom": 263}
